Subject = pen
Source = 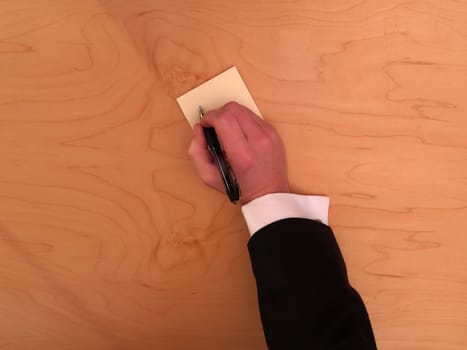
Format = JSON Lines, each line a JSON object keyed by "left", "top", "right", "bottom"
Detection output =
{"left": 199, "top": 106, "right": 241, "bottom": 203}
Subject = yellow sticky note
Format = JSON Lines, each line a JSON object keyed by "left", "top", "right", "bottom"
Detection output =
{"left": 176, "top": 66, "right": 262, "bottom": 128}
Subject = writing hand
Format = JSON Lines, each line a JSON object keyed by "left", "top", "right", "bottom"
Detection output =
{"left": 188, "top": 102, "right": 289, "bottom": 205}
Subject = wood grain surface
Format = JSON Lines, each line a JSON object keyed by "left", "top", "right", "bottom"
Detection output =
{"left": 1, "top": 0, "right": 466, "bottom": 349}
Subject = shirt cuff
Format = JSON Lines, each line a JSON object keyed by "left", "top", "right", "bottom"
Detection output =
{"left": 240, "top": 193, "right": 330, "bottom": 236}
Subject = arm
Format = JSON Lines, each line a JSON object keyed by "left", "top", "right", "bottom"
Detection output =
{"left": 248, "top": 218, "right": 376, "bottom": 349}
{"left": 188, "top": 101, "right": 376, "bottom": 349}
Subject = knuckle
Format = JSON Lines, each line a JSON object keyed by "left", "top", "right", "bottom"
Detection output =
{"left": 258, "top": 133, "right": 274, "bottom": 148}
{"left": 266, "top": 128, "right": 281, "bottom": 146}
{"left": 199, "top": 172, "right": 210, "bottom": 185}
{"left": 200, "top": 172, "right": 217, "bottom": 188}
{"left": 187, "top": 143, "right": 196, "bottom": 158}
{"left": 223, "top": 101, "right": 239, "bottom": 111}
{"left": 236, "top": 149, "right": 255, "bottom": 172}
{"left": 265, "top": 125, "right": 279, "bottom": 139}
{"left": 216, "top": 111, "right": 236, "bottom": 129}
{"left": 218, "top": 109, "right": 235, "bottom": 122}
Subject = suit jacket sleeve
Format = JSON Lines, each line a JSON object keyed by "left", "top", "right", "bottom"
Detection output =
{"left": 248, "top": 218, "right": 377, "bottom": 349}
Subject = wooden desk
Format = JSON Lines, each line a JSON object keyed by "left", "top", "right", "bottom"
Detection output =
{"left": 1, "top": 1, "right": 466, "bottom": 349}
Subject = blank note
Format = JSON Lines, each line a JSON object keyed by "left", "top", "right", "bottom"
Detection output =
{"left": 176, "top": 66, "right": 262, "bottom": 128}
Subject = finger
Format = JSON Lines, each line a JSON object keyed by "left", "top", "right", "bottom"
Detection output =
{"left": 188, "top": 124, "right": 224, "bottom": 192}
{"left": 201, "top": 102, "right": 267, "bottom": 142}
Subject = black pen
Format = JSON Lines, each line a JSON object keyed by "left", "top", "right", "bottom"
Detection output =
{"left": 199, "top": 106, "right": 241, "bottom": 203}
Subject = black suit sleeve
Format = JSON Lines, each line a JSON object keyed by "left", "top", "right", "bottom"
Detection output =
{"left": 248, "top": 218, "right": 377, "bottom": 350}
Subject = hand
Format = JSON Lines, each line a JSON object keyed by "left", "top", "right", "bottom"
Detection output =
{"left": 188, "top": 102, "right": 289, "bottom": 205}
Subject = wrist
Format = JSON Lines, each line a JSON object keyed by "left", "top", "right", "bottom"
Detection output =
{"left": 239, "top": 184, "right": 290, "bottom": 205}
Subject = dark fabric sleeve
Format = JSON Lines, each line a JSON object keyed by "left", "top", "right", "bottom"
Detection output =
{"left": 247, "top": 218, "right": 377, "bottom": 350}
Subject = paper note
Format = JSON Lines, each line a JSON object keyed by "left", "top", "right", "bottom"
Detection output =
{"left": 176, "top": 66, "right": 262, "bottom": 128}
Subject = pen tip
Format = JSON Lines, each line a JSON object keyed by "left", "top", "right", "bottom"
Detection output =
{"left": 198, "top": 106, "right": 204, "bottom": 118}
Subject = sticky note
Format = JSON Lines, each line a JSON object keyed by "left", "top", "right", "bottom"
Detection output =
{"left": 176, "top": 66, "right": 262, "bottom": 128}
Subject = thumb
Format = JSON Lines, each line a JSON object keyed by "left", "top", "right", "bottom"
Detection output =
{"left": 188, "top": 124, "right": 224, "bottom": 192}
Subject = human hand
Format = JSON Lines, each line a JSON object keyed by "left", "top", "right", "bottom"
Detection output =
{"left": 188, "top": 102, "right": 289, "bottom": 205}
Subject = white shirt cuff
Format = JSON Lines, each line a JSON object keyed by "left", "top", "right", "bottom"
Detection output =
{"left": 240, "top": 193, "right": 330, "bottom": 236}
